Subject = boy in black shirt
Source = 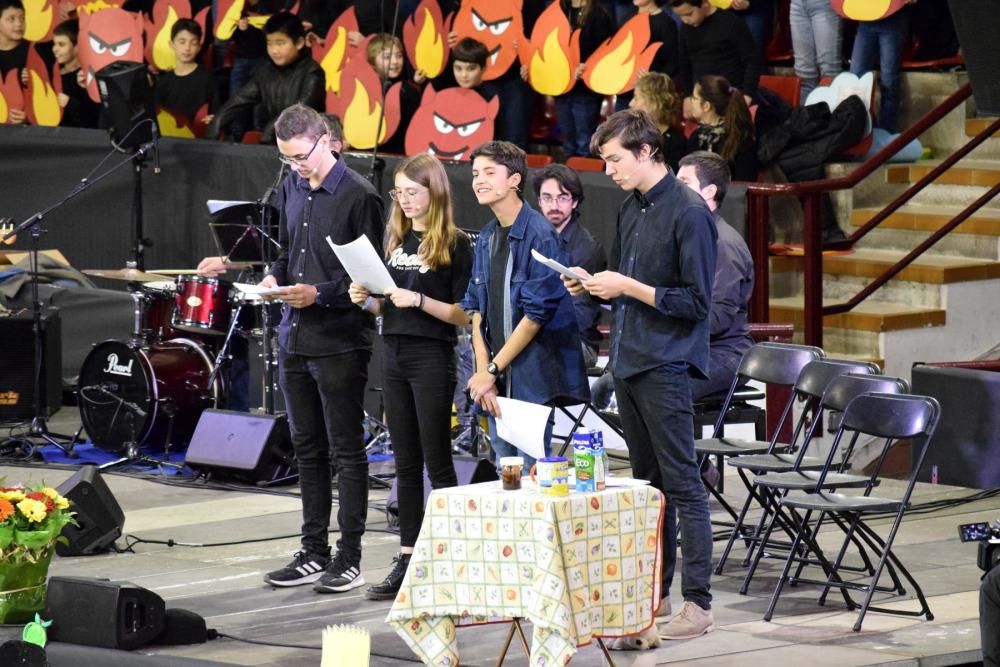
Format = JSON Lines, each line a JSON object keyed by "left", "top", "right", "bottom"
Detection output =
{"left": 51, "top": 19, "right": 100, "bottom": 128}
{"left": 669, "top": 0, "right": 763, "bottom": 96}
{"left": 155, "top": 19, "right": 219, "bottom": 134}
{"left": 0, "top": 0, "right": 26, "bottom": 124}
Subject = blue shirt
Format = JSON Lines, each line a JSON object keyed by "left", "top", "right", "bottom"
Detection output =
{"left": 608, "top": 172, "right": 717, "bottom": 379}
{"left": 461, "top": 204, "right": 591, "bottom": 407}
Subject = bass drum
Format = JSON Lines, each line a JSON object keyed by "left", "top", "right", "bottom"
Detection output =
{"left": 78, "top": 339, "right": 220, "bottom": 452}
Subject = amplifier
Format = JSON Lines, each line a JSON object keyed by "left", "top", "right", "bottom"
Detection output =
{"left": 0, "top": 308, "right": 62, "bottom": 419}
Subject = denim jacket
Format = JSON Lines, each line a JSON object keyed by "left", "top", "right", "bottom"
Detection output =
{"left": 461, "top": 204, "right": 591, "bottom": 407}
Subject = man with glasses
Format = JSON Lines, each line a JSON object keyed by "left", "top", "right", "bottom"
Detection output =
{"left": 531, "top": 164, "right": 606, "bottom": 367}
{"left": 253, "top": 103, "right": 384, "bottom": 593}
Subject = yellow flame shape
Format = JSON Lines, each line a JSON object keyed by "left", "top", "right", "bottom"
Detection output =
{"left": 0, "top": 93, "right": 8, "bottom": 124}
{"left": 414, "top": 7, "right": 445, "bottom": 79}
{"left": 343, "top": 80, "right": 387, "bottom": 150}
{"left": 153, "top": 6, "right": 180, "bottom": 71}
{"left": 530, "top": 30, "right": 573, "bottom": 96}
{"left": 79, "top": 0, "right": 116, "bottom": 15}
{"left": 320, "top": 26, "right": 349, "bottom": 93}
{"left": 29, "top": 71, "right": 61, "bottom": 126}
{"left": 157, "top": 108, "right": 195, "bottom": 138}
{"left": 843, "top": 0, "right": 892, "bottom": 21}
{"left": 589, "top": 33, "right": 635, "bottom": 96}
{"left": 24, "top": 0, "right": 53, "bottom": 42}
{"left": 215, "top": 0, "right": 244, "bottom": 40}
{"left": 247, "top": 15, "right": 268, "bottom": 29}
{"left": 708, "top": 0, "right": 733, "bottom": 8}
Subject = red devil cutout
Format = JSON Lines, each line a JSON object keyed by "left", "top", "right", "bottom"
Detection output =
{"left": 449, "top": 0, "right": 523, "bottom": 81}
{"left": 405, "top": 86, "right": 499, "bottom": 161}
{"left": 78, "top": 7, "right": 144, "bottom": 103}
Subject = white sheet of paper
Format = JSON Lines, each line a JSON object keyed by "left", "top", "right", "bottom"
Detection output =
{"left": 327, "top": 235, "right": 396, "bottom": 294}
{"left": 530, "top": 248, "right": 586, "bottom": 282}
{"left": 232, "top": 282, "right": 284, "bottom": 296}
{"left": 206, "top": 199, "right": 253, "bottom": 215}
{"left": 495, "top": 397, "right": 551, "bottom": 460}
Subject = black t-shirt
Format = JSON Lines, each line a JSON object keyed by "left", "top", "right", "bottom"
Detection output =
{"left": 0, "top": 41, "right": 28, "bottom": 77}
{"left": 486, "top": 224, "right": 511, "bottom": 354}
{"left": 382, "top": 229, "right": 474, "bottom": 343}
{"left": 155, "top": 67, "right": 220, "bottom": 123}
{"left": 60, "top": 68, "right": 101, "bottom": 128}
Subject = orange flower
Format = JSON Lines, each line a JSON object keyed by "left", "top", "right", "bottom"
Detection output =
{"left": 0, "top": 498, "right": 13, "bottom": 521}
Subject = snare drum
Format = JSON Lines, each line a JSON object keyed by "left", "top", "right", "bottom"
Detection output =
{"left": 173, "top": 275, "right": 231, "bottom": 336}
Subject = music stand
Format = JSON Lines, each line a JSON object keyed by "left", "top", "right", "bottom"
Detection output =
{"left": 207, "top": 202, "right": 281, "bottom": 263}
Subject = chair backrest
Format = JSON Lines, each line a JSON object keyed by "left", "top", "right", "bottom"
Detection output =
{"left": 737, "top": 342, "right": 825, "bottom": 386}
{"left": 526, "top": 153, "right": 553, "bottom": 168}
{"left": 565, "top": 157, "right": 605, "bottom": 173}
{"left": 759, "top": 74, "right": 802, "bottom": 108}
{"left": 794, "top": 359, "right": 880, "bottom": 401}
{"left": 822, "top": 374, "right": 908, "bottom": 414}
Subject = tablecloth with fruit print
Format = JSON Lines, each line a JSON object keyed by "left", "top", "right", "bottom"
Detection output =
{"left": 387, "top": 481, "right": 664, "bottom": 666}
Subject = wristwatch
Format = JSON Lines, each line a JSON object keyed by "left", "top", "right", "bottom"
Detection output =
{"left": 486, "top": 361, "right": 500, "bottom": 376}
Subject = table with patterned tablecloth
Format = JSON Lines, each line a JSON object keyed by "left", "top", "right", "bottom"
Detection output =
{"left": 387, "top": 480, "right": 665, "bottom": 666}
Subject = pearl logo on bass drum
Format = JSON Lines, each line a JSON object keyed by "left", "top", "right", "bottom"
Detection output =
{"left": 103, "top": 353, "right": 135, "bottom": 377}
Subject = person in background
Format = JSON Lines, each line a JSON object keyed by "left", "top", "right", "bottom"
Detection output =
{"left": 687, "top": 74, "right": 757, "bottom": 181}
{"left": 730, "top": 0, "right": 774, "bottom": 58}
{"left": 50, "top": 19, "right": 100, "bottom": 128}
{"left": 348, "top": 154, "right": 472, "bottom": 601}
{"left": 0, "top": 0, "right": 26, "bottom": 124}
{"left": 789, "top": 0, "right": 842, "bottom": 100}
{"left": 669, "top": 0, "right": 763, "bottom": 97}
{"left": 629, "top": 71, "right": 686, "bottom": 172}
{"left": 849, "top": 1, "right": 913, "bottom": 133}
{"left": 366, "top": 32, "right": 423, "bottom": 154}
{"left": 531, "top": 163, "right": 607, "bottom": 367}
{"left": 155, "top": 19, "right": 220, "bottom": 131}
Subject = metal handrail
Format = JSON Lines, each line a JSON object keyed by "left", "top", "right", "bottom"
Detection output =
{"left": 743, "top": 82, "right": 1000, "bottom": 347}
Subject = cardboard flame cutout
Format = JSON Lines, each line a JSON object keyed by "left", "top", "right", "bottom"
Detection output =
{"left": 146, "top": 0, "right": 210, "bottom": 72}
{"left": 25, "top": 46, "right": 62, "bottom": 126}
{"left": 404, "top": 86, "right": 498, "bottom": 161}
{"left": 449, "top": 0, "right": 523, "bottom": 81}
{"left": 708, "top": 0, "right": 733, "bottom": 8}
{"left": 213, "top": 0, "right": 292, "bottom": 40}
{"left": 403, "top": 0, "right": 447, "bottom": 80}
{"left": 582, "top": 14, "right": 660, "bottom": 96}
{"left": 831, "top": 0, "right": 910, "bottom": 21}
{"left": 24, "top": 0, "right": 56, "bottom": 43}
{"left": 313, "top": 7, "right": 360, "bottom": 95}
{"left": 520, "top": 2, "right": 579, "bottom": 97}
{"left": 0, "top": 70, "right": 25, "bottom": 124}
{"left": 328, "top": 57, "right": 402, "bottom": 150}
{"left": 79, "top": 7, "right": 144, "bottom": 103}
{"left": 157, "top": 103, "right": 208, "bottom": 138}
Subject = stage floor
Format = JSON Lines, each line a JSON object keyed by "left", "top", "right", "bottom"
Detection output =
{"left": 5, "top": 409, "right": 991, "bottom": 666}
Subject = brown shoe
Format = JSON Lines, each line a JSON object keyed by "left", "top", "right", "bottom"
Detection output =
{"left": 659, "top": 600, "right": 716, "bottom": 640}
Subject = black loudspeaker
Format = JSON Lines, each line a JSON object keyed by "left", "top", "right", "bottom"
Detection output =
{"left": 948, "top": 0, "right": 1000, "bottom": 115}
{"left": 185, "top": 409, "right": 295, "bottom": 484}
{"left": 95, "top": 60, "right": 155, "bottom": 149}
{"left": 0, "top": 308, "right": 61, "bottom": 420}
{"left": 56, "top": 465, "right": 124, "bottom": 557}
{"left": 45, "top": 577, "right": 165, "bottom": 651}
{"left": 386, "top": 455, "right": 497, "bottom": 519}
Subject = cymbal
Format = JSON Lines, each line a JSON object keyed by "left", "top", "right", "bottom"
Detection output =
{"left": 145, "top": 269, "right": 200, "bottom": 275}
{"left": 83, "top": 268, "right": 172, "bottom": 283}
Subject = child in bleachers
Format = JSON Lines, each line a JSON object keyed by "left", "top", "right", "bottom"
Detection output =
{"left": 367, "top": 32, "right": 422, "bottom": 154}
{"left": 0, "top": 0, "right": 26, "bottom": 123}
{"left": 616, "top": 0, "right": 680, "bottom": 111}
{"left": 686, "top": 74, "right": 756, "bottom": 181}
{"left": 629, "top": 72, "right": 686, "bottom": 172}
{"left": 155, "top": 19, "right": 219, "bottom": 132}
{"left": 449, "top": 37, "right": 487, "bottom": 92}
{"left": 51, "top": 19, "right": 100, "bottom": 128}
{"left": 206, "top": 11, "right": 324, "bottom": 143}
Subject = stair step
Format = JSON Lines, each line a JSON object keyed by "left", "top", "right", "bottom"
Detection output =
{"left": 769, "top": 297, "right": 945, "bottom": 333}
{"left": 771, "top": 248, "right": 1000, "bottom": 284}
{"left": 850, "top": 204, "right": 1000, "bottom": 237}
{"left": 886, "top": 158, "right": 1000, "bottom": 187}
{"left": 966, "top": 118, "right": 1000, "bottom": 138}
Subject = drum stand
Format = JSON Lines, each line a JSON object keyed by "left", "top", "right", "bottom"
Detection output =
{"left": 99, "top": 409, "right": 185, "bottom": 472}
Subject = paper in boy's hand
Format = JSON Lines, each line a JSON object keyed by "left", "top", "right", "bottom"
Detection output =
{"left": 495, "top": 397, "right": 552, "bottom": 460}
{"left": 530, "top": 248, "right": 587, "bottom": 282}
{"left": 232, "top": 282, "right": 284, "bottom": 296}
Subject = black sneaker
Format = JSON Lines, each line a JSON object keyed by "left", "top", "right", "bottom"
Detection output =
{"left": 365, "top": 552, "right": 411, "bottom": 601}
{"left": 264, "top": 550, "right": 329, "bottom": 587}
{"left": 314, "top": 552, "right": 365, "bottom": 593}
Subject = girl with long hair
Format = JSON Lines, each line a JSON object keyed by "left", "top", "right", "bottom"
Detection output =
{"left": 630, "top": 71, "right": 687, "bottom": 172}
{"left": 687, "top": 74, "right": 758, "bottom": 181}
{"left": 348, "top": 154, "right": 473, "bottom": 600}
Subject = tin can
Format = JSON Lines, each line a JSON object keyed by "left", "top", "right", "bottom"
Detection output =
{"left": 535, "top": 456, "right": 569, "bottom": 496}
{"left": 574, "top": 444, "right": 597, "bottom": 493}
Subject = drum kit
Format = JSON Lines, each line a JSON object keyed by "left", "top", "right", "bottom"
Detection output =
{"left": 77, "top": 265, "right": 272, "bottom": 460}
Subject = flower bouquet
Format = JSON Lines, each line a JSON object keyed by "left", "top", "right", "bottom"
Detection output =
{"left": 0, "top": 485, "right": 73, "bottom": 624}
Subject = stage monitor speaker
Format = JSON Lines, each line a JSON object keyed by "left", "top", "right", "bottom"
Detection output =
{"left": 185, "top": 409, "right": 295, "bottom": 484}
{"left": 0, "top": 308, "right": 61, "bottom": 420}
{"left": 45, "top": 576, "right": 165, "bottom": 651}
{"left": 386, "top": 455, "right": 497, "bottom": 519}
{"left": 95, "top": 60, "right": 156, "bottom": 150}
{"left": 948, "top": 0, "right": 1000, "bottom": 115}
{"left": 56, "top": 465, "right": 125, "bottom": 556}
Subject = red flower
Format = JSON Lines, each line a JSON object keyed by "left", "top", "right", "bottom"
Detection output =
{"left": 0, "top": 498, "right": 13, "bottom": 521}
{"left": 26, "top": 491, "right": 54, "bottom": 513}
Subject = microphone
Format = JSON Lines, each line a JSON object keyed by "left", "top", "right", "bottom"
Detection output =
{"left": 261, "top": 162, "right": 287, "bottom": 203}
{"left": 151, "top": 122, "right": 161, "bottom": 174}
{"left": 617, "top": 147, "right": 659, "bottom": 183}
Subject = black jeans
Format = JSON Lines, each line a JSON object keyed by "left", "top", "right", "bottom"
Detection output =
{"left": 383, "top": 336, "right": 458, "bottom": 548}
{"left": 279, "top": 348, "right": 370, "bottom": 564}
{"left": 614, "top": 365, "right": 714, "bottom": 610}
{"left": 982, "top": 565, "right": 1000, "bottom": 666}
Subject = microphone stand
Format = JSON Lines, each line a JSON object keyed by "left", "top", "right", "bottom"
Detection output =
{"left": 1, "top": 122, "right": 157, "bottom": 456}
{"left": 256, "top": 163, "right": 286, "bottom": 415}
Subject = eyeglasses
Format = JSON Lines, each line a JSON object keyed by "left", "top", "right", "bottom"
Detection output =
{"left": 388, "top": 187, "right": 428, "bottom": 201}
{"left": 538, "top": 194, "right": 573, "bottom": 205}
{"left": 277, "top": 135, "right": 323, "bottom": 166}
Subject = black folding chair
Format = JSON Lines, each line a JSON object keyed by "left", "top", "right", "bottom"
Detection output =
{"left": 765, "top": 392, "right": 940, "bottom": 631}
